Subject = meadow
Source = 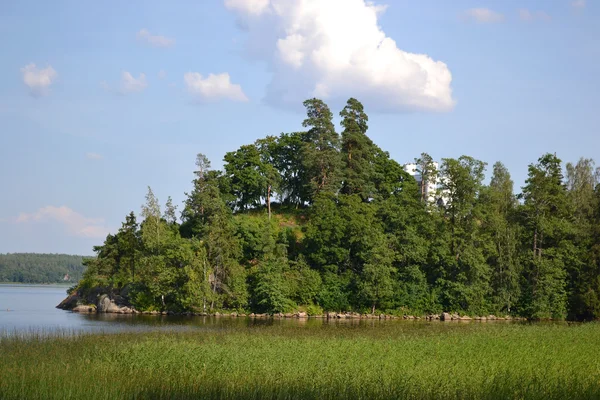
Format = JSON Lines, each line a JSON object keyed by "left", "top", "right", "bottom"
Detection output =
{"left": 1, "top": 320, "right": 599, "bottom": 399}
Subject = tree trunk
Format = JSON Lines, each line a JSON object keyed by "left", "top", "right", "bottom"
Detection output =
{"left": 203, "top": 258, "right": 207, "bottom": 313}
{"left": 267, "top": 185, "right": 271, "bottom": 220}
{"left": 372, "top": 303, "right": 376, "bottom": 314}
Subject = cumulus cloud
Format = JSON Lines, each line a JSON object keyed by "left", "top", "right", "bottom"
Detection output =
{"left": 571, "top": 0, "right": 586, "bottom": 10}
{"left": 21, "top": 63, "right": 57, "bottom": 97}
{"left": 136, "top": 29, "right": 175, "bottom": 48}
{"left": 225, "top": 0, "right": 270, "bottom": 15}
{"left": 86, "top": 152, "right": 103, "bottom": 160}
{"left": 15, "top": 206, "right": 109, "bottom": 239}
{"left": 101, "top": 72, "right": 148, "bottom": 95}
{"left": 519, "top": 9, "right": 551, "bottom": 22}
{"left": 184, "top": 72, "right": 248, "bottom": 102}
{"left": 121, "top": 71, "right": 147, "bottom": 94}
{"left": 224, "top": 0, "right": 454, "bottom": 112}
{"left": 461, "top": 8, "right": 505, "bottom": 23}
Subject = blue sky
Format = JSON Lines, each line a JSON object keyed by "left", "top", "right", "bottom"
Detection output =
{"left": 0, "top": 0, "right": 598, "bottom": 255}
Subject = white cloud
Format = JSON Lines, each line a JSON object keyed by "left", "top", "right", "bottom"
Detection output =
{"left": 21, "top": 63, "right": 57, "bottom": 97}
{"left": 519, "top": 9, "right": 551, "bottom": 22}
{"left": 136, "top": 29, "right": 175, "bottom": 48}
{"left": 184, "top": 72, "right": 248, "bottom": 102}
{"left": 15, "top": 206, "right": 109, "bottom": 239}
{"left": 121, "top": 71, "right": 147, "bottom": 94}
{"left": 224, "top": 0, "right": 454, "bottom": 112}
{"left": 158, "top": 70, "right": 167, "bottom": 79}
{"left": 224, "top": 0, "right": 270, "bottom": 16}
{"left": 571, "top": 0, "right": 586, "bottom": 10}
{"left": 461, "top": 8, "right": 505, "bottom": 23}
{"left": 86, "top": 152, "right": 103, "bottom": 160}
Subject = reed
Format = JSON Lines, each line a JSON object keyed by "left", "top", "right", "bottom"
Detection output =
{"left": 1, "top": 321, "right": 599, "bottom": 399}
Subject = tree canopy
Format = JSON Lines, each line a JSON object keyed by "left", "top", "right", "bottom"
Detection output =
{"left": 77, "top": 98, "right": 600, "bottom": 320}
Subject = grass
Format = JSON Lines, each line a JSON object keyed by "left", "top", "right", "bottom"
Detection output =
{"left": 1, "top": 321, "right": 599, "bottom": 399}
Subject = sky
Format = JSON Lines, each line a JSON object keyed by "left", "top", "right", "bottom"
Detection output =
{"left": 0, "top": 0, "right": 598, "bottom": 255}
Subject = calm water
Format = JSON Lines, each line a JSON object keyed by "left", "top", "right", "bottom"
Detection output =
{"left": 0, "top": 284, "right": 405, "bottom": 334}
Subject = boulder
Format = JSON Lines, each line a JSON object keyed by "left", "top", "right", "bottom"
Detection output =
{"left": 440, "top": 312, "right": 452, "bottom": 321}
{"left": 297, "top": 312, "right": 307, "bottom": 318}
{"left": 460, "top": 315, "right": 472, "bottom": 321}
{"left": 56, "top": 293, "right": 80, "bottom": 310}
{"left": 73, "top": 305, "right": 96, "bottom": 313}
{"left": 451, "top": 313, "right": 460, "bottom": 320}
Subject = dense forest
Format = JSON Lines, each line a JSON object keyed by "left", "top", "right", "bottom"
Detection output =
{"left": 79, "top": 98, "right": 600, "bottom": 320}
{"left": 0, "top": 253, "right": 86, "bottom": 283}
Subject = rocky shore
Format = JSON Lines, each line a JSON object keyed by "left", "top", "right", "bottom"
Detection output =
{"left": 57, "top": 289, "right": 524, "bottom": 321}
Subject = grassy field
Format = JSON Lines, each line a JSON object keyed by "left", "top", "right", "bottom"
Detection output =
{"left": 1, "top": 321, "right": 599, "bottom": 399}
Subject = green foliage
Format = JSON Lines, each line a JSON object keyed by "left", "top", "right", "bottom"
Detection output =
{"left": 75, "top": 98, "right": 600, "bottom": 320}
{"left": 0, "top": 253, "right": 86, "bottom": 284}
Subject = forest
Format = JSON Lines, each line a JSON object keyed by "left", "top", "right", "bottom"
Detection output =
{"left": 0, "top": 253, "right": 85, "bottom": 283}
{"left": 79, "top": 98, "right": 600, "bottom": 320}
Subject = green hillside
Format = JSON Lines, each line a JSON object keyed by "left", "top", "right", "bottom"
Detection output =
{"left": 0, "top": 253, "right": 86, "bottom": 284}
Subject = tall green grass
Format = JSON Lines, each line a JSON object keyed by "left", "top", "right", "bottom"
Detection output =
{"left": 1, "top": 322, "right": 599, "bottom": 399}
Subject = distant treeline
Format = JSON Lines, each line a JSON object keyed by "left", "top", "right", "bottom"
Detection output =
{"left": 80, "top": 98, "right": 600, "bottom": 320}
{"left": 0, "top": 253, "right": 86, "bottom": 284}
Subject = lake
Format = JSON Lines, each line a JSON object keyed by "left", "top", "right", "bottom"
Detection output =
{"left": 0, "top": 284, "right": 408, "bottom": 334}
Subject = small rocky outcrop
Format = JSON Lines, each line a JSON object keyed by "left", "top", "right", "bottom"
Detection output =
{"left": 57, "top": 287, "right": 138, "bottom": 314}
{"left": 440, "top": 312, "right": 452, "bottom": 321}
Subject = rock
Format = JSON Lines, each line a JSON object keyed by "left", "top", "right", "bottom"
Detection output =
{"left": 97, "top": 295, "right": 111, "bottom": 312}
{"left": 239, "top": 313, "right": 246, "bottom": 317}
{"left": 73, "top": 305, "right": 96, "bottom": 313}
{"left": 249, "top": 313, "right": 256, "bottom": 317}
{"left": 451, "top": 313, "right": 460, "bottom": 320}
{"left": 440, "top": 312, "right": 451, "bottom": 321}
{"left": 297, "top": 312, "right": 307, "bottom": 318}
{"left": 488, "top": 315, "right": 496, "bottom": 320}
{"left": 460, "top": 316, "right": 472, "bottom": 320}
{"left": 284, "top": 313, "right": 293, "bottom": 318}
{"left": 56, "top": 293, "right": 80, "bottom": 310}
{"left": 379, "top": 314, "right": 386, "bottom": 319}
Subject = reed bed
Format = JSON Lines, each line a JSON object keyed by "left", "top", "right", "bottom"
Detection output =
{"left": 1, "top": 321, "right": 599, "bottom": 399}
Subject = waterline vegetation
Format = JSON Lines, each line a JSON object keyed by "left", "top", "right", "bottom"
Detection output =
{"left": 1, "top": 322, "right": 600, "bottom": 399}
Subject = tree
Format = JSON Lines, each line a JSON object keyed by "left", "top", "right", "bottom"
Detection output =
{"left": 564, "top": 158, "right": 600, "bottom": 319}
{"left": 181, "top": 155, "right": 230, "bottom": 238}
{"left": 519, "top": 153, "right": 571, "bottom": 319}
{"left": 272, "top": 132, "right": 310, "bottom": 207}
{"left": 256, "top": 136, "right": 283, "bottom": 219}
{"left": 340, "top": 98, "right": 376, "bottom": 200}
{"left": 223, "top": 144, "right": 266, "bottom": 211}
{"left": 359, "top": 234, "right": 396, "bottom": 313}
{"left": 301, "top": 98, "right": 341, "bottom": 199}
{"left": 117, "top": 211, "right": 141, "bottom": 282}
{"left": 414, "top": 153, "right": 438, "bottom": 204}
{"left": 481, "top": 162, "right": 521, "bottom": 313}
{"left": 437, "top": 156, "right": 490, "bottom": 314}
{"left": 141, "top": 186, "right": 164, "bottom": 254}
{"left": 164, "top": 196, "right": 178, "bottom": 226}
